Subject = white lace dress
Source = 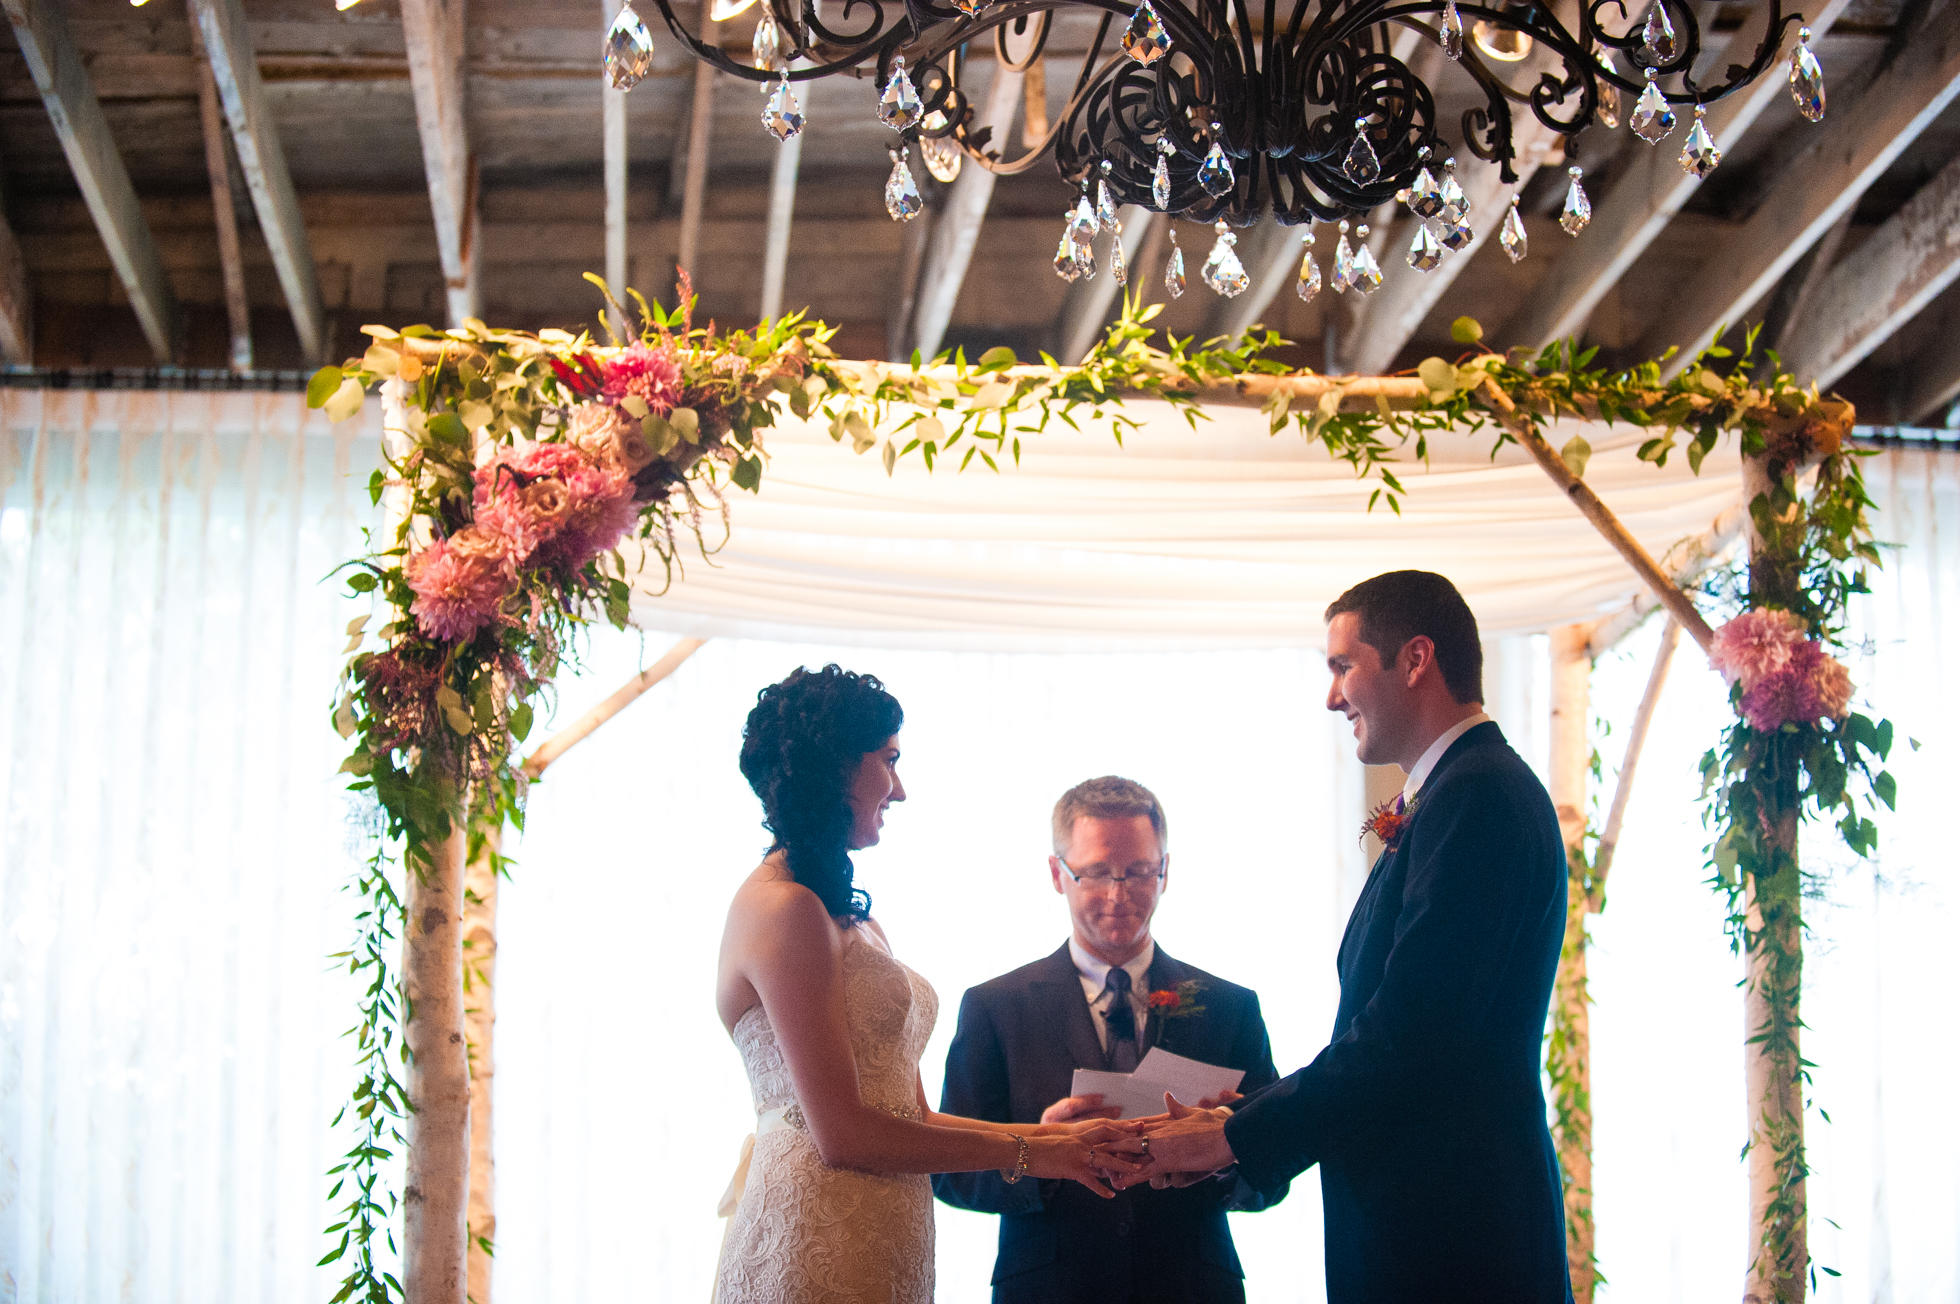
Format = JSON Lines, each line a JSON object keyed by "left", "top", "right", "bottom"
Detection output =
{"left": 714, "top": 924, "right": 940, "bottom": 1304}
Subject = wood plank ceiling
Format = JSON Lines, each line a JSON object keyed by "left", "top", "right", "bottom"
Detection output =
{"left": 0, "top": 0, "right": 1953, "bottom": 424}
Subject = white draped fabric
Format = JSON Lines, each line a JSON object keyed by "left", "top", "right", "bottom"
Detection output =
{"left": 627, "top": 402, "right": 1745, "bottom": 649}
{"left": 1, "top": 390, "right": 1952, "bottom": 1304}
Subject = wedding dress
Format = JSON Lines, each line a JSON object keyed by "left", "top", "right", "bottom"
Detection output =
{"left": 714, "top": 923, "right": 940, "bottom": 1304}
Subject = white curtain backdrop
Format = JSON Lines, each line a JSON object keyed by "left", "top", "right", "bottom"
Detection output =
{"left": 1, "top": 390, "right": 1952, "bottom": 1303}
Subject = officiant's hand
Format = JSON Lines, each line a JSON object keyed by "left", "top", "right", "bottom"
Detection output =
{"left": 1106, "top": 1093, "right": 1235, "bottom": 1190}
{"left": 1040, "top": 1092, "right": 1123, "bottom": 1125}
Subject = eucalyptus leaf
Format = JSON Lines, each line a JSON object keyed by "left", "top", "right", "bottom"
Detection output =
{"left": 1560, "top": 435, "right": 1592, "bottom": 478}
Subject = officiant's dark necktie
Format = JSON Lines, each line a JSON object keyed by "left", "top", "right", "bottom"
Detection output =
{"left": 1102, "top": 968, "right": 1140, "bottom": 1073}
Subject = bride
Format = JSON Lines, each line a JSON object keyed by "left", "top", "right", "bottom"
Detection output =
{"left": 714, "top": 665, "right": 1133, "bottom": 1303}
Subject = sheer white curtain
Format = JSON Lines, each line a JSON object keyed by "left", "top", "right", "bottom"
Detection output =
{"left": 2, "top": 390, "right": 1952, "bottom": 1304}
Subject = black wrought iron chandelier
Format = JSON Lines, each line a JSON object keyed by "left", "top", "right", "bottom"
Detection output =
{"left": 604, "top": 0, "right": 1826, "bottom": 295}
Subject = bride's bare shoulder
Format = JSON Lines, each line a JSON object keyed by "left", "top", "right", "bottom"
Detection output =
{"left": 726, "top": 864, "right": 836, "bottom": 940}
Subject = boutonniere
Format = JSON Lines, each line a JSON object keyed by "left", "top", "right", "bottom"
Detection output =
{"left": 1361, "top": 794, "right": 1418, "bottom": 852}
{"left": 1147, "top": 979, "right": 1206, "bottom": 1020}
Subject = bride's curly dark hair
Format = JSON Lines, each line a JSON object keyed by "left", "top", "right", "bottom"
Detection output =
{"left": 739, "top": 665, "right": 903, "bottom": 923}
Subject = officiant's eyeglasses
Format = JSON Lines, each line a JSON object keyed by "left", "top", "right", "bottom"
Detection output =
{"left": 1055, "top": 855, "right": 1167, "bottom": 888}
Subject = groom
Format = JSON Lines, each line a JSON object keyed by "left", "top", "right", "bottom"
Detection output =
{"left": 1117, "top": 571, "right": 1573, "bottom": 1303}
{"left": 934, "top": 775, "right": 1287, "bottom": 1304}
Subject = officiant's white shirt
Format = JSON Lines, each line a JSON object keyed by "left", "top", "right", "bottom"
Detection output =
{"left": 1403, "top": 711, "right": 1493, "bottom": 805}
{"left": 1069, "top": 936, "right": 1156, "bottom": 1054}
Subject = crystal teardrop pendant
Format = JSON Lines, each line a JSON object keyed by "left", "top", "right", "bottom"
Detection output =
{"left": 1331, "top": 221, "right": 1356, "bottom": 294}
{"left": 952, "top": 0, "right": 984, "bottom": 14}
{"left": 1201, "top": 221, "right": 1250, "bottom": 297}
{"left": 762, "top": 75, "right": 804, "bottom": 140}
{"left": 1343, "top": 118, "right": 1381, "bottom": 186}
{"left": 1408, "top": 161, "right": 1444, "bottom": 218}
{"left": 1439, "top": 218, "right": 1474, "bottom": 251}
{"left": 1153, "top": 147, "right": 1172, "bottom": 209}
{"left": 1069, "top": 193, "right": 1099, "bottom": 248}
{"left": 878, "top": 56, "right": 923, "bottom": 131}
{"left": 604, "top": 0, "right": 655, "bottom": 91}
{"left": 1789, "top": 26, "right": 1825, "bottom": 122}
{"left": 1631, "top": 69, "right": 1676, "bottom": 143}
{"left": 1054, "top": 229, "right": 1083, "bottom": 282}
{"left": 1350, "top": 224, "right": 1383, "bottom": 294}
{"left": 1595, "top": 52, "right": 1621, "bottom": 129}
{"left": 919, "top": 114, "right": 962, "bottom": 182}
{"left": 1407, "top": 220, "right": 1444, "bottom": 272}
{"left": 1560, "top": 166, "right": 1591, "bottom": 235}
{"left": 1164, "top": 230, "right": 1186, "bottom": 298}
{"left": 1500, "top": 196, "right": 1528, "bottom": 263}
{"left": 1438, "top": 160, "right": 1468, "bottom": 225}
{"left": 1297, "top": 248, "right": 1322, "bottom": 302}
{"left": 1074, "top": 240, "right": 1097, "bottom": 282}
{"left": 1679, "top": 104, "right": 1722, "bottom": 178}
{"left": 1642, "top": 1, "right": 1679, "bottom": 63}
{"left": 1097, "top": 168, "right": 1120, "bottom": 231}
{"left": 1198, "top": 142, "right": 1235, "bottom": 198}
{"left": 752, "top": 6, "right": 783, "bottom": 72}
{"left": 884, "top": 149, "right": 923, "bottom": 221}
{"left": 1122, "top": 0, "right": 1172, "bottom": 66}
{"left": 1111, "top": 229, "right": 1128, "bottom": 286}
{"left": 1441, "top": 0, "right": 1464, "bottom": 60}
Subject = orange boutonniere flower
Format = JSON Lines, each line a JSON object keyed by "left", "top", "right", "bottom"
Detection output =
{"left": 1147, "top": 979, "right": 1207, "bottom": 1020}
{"left": 1362, "top": 794, "right": 1417, "bottom": 852}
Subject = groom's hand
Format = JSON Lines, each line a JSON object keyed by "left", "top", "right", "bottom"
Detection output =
{"left": 1107, "top": 1093, "right": 1236, "bottom": 1190}
{"left": 1040, "top": 1093, "right": 1123, "bottom": 1125}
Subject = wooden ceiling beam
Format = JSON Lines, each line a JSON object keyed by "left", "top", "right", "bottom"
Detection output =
{"left": 190, "top": 0, "right": 327, "bottom": 365}
{"left": 758, "top": 125, "right": 803, "bottom": 324}
{"left": 2, "top": 0, "right": 176, "bottom": 361}
{"left": 1895, "top": 283, "right": 1960, "bottom": 425}
{"left": 1632, "top": 0, "right": 1960, "bottom": 373}
{"left": 1499, "top": 0, "right": 1855, "bottom": 352}
{"left": 1776, "top": 151, "right": 1960, "bottom": 391}
{"left": 676, "top": 3, "right": 716, "bottom": 284}
{"left": 0, "top": 203, "right": 29, "bottom": 364}
{"left": 401, "top": 0, "right": 481, "bottom": 326}
{"left": 909, "top": 62, "right": 1023, "bottom": 361}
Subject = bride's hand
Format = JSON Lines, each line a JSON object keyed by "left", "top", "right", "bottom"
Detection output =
{"left": 1023, "top": 1133, "right": 1139, "bottom": 1198}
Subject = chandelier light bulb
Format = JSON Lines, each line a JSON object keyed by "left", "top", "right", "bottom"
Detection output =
{"left": 1472, "top": 18, "right": 1534, "bottom": 62}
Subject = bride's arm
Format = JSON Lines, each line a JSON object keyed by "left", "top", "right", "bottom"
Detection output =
{"left": 911, "top": 1074, "right": 1087, "bottom": 1139}
{"left": 737, "top": 883, "right": 1114, "bottom": 1185}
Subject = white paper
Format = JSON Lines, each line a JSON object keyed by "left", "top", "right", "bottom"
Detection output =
{"left": 1069, "top": 1050, "right": 1244, "bottom": 1120}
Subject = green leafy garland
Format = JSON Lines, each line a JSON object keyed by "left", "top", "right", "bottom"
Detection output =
{"left": 312, "top": 290, "right": 1886, "bottom": 1303}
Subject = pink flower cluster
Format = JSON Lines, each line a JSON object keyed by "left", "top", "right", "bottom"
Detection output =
{"left": 403, "top": 417, "right": 647, "bottom": 642}
{"left": 1707, "top": 608, "right": 1854, "bottom": 732}
{"left": 600, "top": 341, "right": 682, "bottom": 415}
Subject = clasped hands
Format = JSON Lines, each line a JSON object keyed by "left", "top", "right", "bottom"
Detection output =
{"left": 1043, "top": 1090, "right": 1241, "bottom": 1192}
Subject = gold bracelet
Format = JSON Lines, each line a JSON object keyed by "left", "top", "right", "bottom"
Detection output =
{"left": 1000, "top": 1134, "right": 1031, "bottom": 1184}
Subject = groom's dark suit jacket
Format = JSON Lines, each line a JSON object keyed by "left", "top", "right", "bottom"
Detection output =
{"left": 935, "top": 944, "right": 1286, "bottom": 1304}
{"left": 1223, "top": 721, "right": 1573, "bottom": 1304}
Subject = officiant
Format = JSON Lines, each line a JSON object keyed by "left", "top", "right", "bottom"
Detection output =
{"left": 934, "top": 776, "right": 1288, "bottom": 1304}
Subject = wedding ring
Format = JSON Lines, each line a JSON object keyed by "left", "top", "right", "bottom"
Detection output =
{"left": 1139, "top": 1136, "right": 1151, "bottom": 1158}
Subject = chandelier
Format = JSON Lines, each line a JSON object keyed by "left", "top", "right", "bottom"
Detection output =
{"left": 604, "top": 0, "right": 1827, "bottom": 296}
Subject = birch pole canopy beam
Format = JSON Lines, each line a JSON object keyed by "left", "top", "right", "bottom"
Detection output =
{"left": 1775, "top": 150, "right": 1960, "bottom": 391}
{"left": 522, "top": 637, "right": 707, "bottom": 779}
{"left": 1589, "top": 617, "right": 1679, "bottom": 898}
{"left": 2, "top": 0, "right": 175, "bottom": 362}
{"left": 909, "top": 61, "right": 1024, "bottom": 361}
{"left": 1584, "top": 502, "right": 1744, "bottom": 658}
{"left": 1056, "top": 205, "right": 1153, "bottom": 363}
{"left": 1499, "top": 0, "right": 1854, "bottom": 352}
{"left": 463, "top": 821, "right": 500, "bottom": 1304}
{"left": 402, "top": 0, "right": 482, "bottom": 326}
{"left": 1547, "top": 624, "right": 1597, "bottom": 1304}
{"left": 189, "top": 0, "right": 328, "bottom": 366}
{"left": 1634, "top": 0, "right": 1960, "bottom": 375}
{"left": 404, "top": 818, "right": 472, "bottom": 1304}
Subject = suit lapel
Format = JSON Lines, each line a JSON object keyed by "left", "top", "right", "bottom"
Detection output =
{"left": 1028, "top": 943, "right": 1107, "bottom": 1074}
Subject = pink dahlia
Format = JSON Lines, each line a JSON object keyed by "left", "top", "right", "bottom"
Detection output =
{"left": 1708, "top": 608, "right": 1807, "bottom": 687}
{"left": 569, "top": 401, "right": 658, "bottom": 475}
{"left": 599, "top": 342, "right": 682, "bottom": 415}
{"left": 538, "top": 451, "right": 637, "bottom": 570}
{"left": 404, "top": 535, "right": 515, "bottom": 642}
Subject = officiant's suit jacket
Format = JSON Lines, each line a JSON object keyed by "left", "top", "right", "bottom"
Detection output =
{"left": 1222, "top": 720, "right": 1573, "bottom": 1304}
{"left": 934, "top": 944, "right": 1286, "bottom": 1304}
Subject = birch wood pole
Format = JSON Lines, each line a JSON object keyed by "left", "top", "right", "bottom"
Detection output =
{"left": 1478, "top": 380, "right": 1717, "bottom": 654}
{"left": 1740, "top": 453, "right": 1808, "bottom": 1304}
{"left": 463, "top": 817, "right": 500, "bottom": 1304}
{"left": 403, "top": 813, "right": 471, "bottom": 1304}
{"left": 1547, "top": 625, "right": 1597, "bottom": 1302}
{"left": 523, "top": 637, "right": 707, "bottom": 779}
{"left": 1590, "top": 618, "right": 1681, "bottom": 900}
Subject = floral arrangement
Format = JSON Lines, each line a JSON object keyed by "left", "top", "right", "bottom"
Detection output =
{"left": 1708, "top": 607, "right": 1855, "bottom": 733}
{"left": 1360, "top": 794, "right": 1417, "bottom": 852}
{"left": 1147, "top": 980, "right": 1207, "bottom": 1020}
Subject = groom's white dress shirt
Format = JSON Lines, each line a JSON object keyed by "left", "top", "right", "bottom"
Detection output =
{"left": 1069, "top": 936, "right": 1155, "bottom": 1054}
{"left": 1403, "top": 711, "right": 1492, "bottom": 805}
